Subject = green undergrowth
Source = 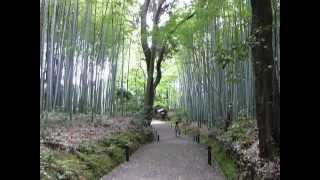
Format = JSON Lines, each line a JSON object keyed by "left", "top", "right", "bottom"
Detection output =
{"left": 40, "top": 150, "right": 93, "bottom": 180}
{"left": 176, "top": 114, "right": 260, "bottom": 180}
{"left": 168, "top": 109, "right": 189, "bottom": 127}
{"left": 40, "top": 128, "right": 153, "bottom": 180}
{"left": 201, "top": 136, "right": 238, "bottom": 180}
{"left": 222, "top": 115, "right": 257, "bottom": 150}
{"left": 180, "top": 125, "right": 238, "bottom": 180}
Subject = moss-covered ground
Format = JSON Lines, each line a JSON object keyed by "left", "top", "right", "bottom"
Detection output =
{"left": 40, "top": 128, "right": 153, "bottom": 180}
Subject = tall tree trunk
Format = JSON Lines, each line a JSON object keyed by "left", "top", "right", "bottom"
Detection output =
{"left": 271, "top": 0, "right": 280, "bottom": 147}
{"left": 140, "top": 0, "right": 153, "bottom": 124}
{"left": 143, "top": 65, "right": 155, "bottom": 123}
{"left": 250, "top": 0, "right": 274, "bottom": 159}
{"left": 272, "top": 65, "right": 280, "bottom": 145}
{"left": 140, "top": 0, "right": 167, "bottom": 125}
{"left": 126, "top": 38, "right": 132, "bottom": 115}
{"left": 40, "top": 0, "right": 48, "bottom": 114}
{"left": 79, "top": 0, "right": 91, "bottom": 113}
{"left": 68, "top": 0, "right": 79, "bottom": 121}
{"left": 53, "top": 0, "right": 69, "bottom": 110}
{"left": 46, "top": 0, "right": 58, "bottom": 112}
{"left": 120, "top": 25, "right": 125, "bottom": 116}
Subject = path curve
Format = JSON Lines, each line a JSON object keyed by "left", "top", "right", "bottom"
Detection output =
{"left": 102, "top": 120, "right": 225, "bottom": 180}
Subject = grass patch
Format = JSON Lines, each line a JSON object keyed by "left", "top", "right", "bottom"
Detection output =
{"left": 179, "top": 124, "right": 238, "bottom": 180}
{"left": 41, "top": 128, "right": 153, "bottom": 180}
{"left": 40, "top": 150, "right": 94, "bottom": 180}
{"left": 201, "top": 136, "right": 238, "bottom": 180}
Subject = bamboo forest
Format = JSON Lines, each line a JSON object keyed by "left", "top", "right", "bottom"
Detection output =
{"left": 40, "top": 0, "right": 280, "bottom": 179}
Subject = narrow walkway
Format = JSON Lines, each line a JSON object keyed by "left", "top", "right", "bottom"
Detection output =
{"left": 102, "top": 120, "right": 224, "bottom": 180}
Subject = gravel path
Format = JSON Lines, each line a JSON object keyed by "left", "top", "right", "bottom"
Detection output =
{"left": 102, "top": 120, "right": 225, "bottom": 180}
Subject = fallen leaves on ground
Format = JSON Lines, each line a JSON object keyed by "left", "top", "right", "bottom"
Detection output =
{"left": 41, "top": 116, "right": 134, "bottom": 152}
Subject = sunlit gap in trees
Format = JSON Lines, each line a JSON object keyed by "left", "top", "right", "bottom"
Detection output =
{"left": 151, "top": 119, "right": 166, "bottom": 125}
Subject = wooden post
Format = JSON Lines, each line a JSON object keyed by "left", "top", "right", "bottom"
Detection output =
{"left": 124, "top": 145, "right": 129, "bottom": 161}
{"left": 154, "top": 130, "right": 158, "bottom": 141}
{"left": 195, "top": 134, "right": 199, "bottom": 143}
{"left": 207, "top": 146, "right": 212, "bottom": 165}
